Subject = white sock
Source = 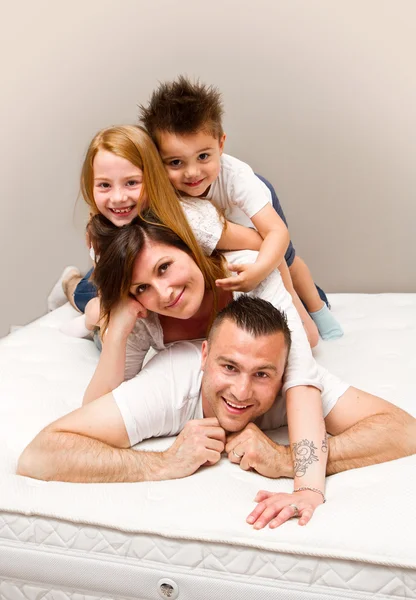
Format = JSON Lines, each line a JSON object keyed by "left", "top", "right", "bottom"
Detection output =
{"left": 60, "top": 315, "right": 91, "bottom": 338}
{"left": 47, "top": 266, "right": 80, "bottom": 312}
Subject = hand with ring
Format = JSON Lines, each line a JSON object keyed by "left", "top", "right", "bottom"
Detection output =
{"left": 225, "top": 423, "right": 287, "bottom": 477}
{"left": 246, "top": 489, "right": 324, "bottom": 529}
{"left": 232, "top": 448, "right": 244, "bottom": 460}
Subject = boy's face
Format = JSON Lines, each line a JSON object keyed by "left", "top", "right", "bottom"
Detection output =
{"left": 158, "top": 130, "right": 226, "bottom": 197}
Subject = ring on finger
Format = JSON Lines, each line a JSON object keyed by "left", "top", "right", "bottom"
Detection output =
{"left": 232, "top": 449, "right": 244, "bottom": 459}
{"left": 289, "top": 503, "right": 299, "bottom": 518}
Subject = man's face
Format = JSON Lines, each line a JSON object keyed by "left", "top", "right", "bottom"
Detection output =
{"left": 157, "top": 129, "right": 225, "bottom": 197}
{"left": 200, "top": 319, "right": 288, "bottom": 432}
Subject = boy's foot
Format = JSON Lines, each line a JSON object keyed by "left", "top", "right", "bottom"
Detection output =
{"left": 47, "top": 266, "right": 80, "bottom": 312}
{"left": 60, "top": 314, "right": 92, "bottom": 338}
{"left": 309, "top": 303, "right": 344, "bottom": 341}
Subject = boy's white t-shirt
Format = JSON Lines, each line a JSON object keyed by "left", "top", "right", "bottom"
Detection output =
{"left": 205, "top": 154, "right": 272, "bottom": 228}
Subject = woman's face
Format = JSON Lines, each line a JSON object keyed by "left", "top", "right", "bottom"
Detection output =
{"left": 92, "top": 150, "right": 148, "bottom": 226}
{"left": 129, "top": 239, "right": 206, "bottom": 319}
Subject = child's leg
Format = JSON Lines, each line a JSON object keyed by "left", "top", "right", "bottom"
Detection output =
{"left": 289, "top": 256, "right": 325, "bottom": 313}
{"left": 84, "top": 297, "right": 101, "bottom": 330}
{"left": 60, "top": 297, "right": 100, "bottom": 338}
{"left": 71, "top": 268, "right": 97, "bottom": 312}
{"left": 63, "top": 271, "right": 83, "bottom": 311}
{"left": 278, "top": 260, "right": 319, "bottom": 348}
{"left": 47, "top": 266, "right": 81, "bottom": 311}
{"left": 256, "top": 173, "right": 342, "bottom": 341}
{"left": 290, "top": 256, "right": 343, "bottom": 340}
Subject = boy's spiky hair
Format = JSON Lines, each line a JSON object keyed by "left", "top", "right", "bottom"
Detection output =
{"left": 139, "top": 75, "right": 224, "bottom": 143}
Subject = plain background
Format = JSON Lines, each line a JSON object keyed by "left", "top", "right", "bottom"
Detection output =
{"left": 1, "top": 0, "right": 415, "bottom": 337}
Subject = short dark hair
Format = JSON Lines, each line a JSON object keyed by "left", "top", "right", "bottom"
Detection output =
{"left": 139, "top": 75, "right": 224, "bottom": 143}
{"left": 208, "top": 296, "right": 292, "bottom": 352}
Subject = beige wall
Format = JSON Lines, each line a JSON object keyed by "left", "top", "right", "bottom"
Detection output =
{"left": 1, "top": 0, "right": 415, "bottom": 337}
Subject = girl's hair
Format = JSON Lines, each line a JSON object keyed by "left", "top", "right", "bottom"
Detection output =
{"left": 88, "top": 212, "right": 226, "bottom": 332}
{"left": 81, "top": 125, "right": 224, "bottom": 318}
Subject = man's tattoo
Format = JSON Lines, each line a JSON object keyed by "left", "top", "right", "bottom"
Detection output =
{"left": 292, "top": 439, "right": 319, "bottom": 477}
{"left": 321, "top": 432, "right": 328, "bottom": 453}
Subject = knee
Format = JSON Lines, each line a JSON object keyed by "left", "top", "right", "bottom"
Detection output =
{"left": 85, "top": 297, "right": 101, "bottom": 328}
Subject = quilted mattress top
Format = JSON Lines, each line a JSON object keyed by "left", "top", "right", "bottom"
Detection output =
{"left": 0, "top": 294, "right": 415, "bottom": 568}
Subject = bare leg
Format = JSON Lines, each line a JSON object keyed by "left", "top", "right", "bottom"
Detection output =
{"left": 63, "top": 272, "right": 83, "bottom": 311}
{"left": 289, "top": 256, "right": 343, "bottom": 340}
{"left": 47, "top": 266, "right": 81, "bottom": 312}
{"left": 60, "top": 296, "right": 99, "bottom": 339}
{"left": 84, "top": 297, "right": 101, "bottom": 330}
{"left": 289, "top": 256, "right": 323, "bottom": 313}
{"left": 278, "top": 260, "right": 319, "bottom": 348}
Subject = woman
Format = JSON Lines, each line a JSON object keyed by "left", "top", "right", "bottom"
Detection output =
{"left": 84, "top": 213, "right": 343, "bottom": 520}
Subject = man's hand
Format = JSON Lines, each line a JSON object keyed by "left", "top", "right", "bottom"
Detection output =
{"left": 225, "top": 423, "right": 292, "bottom": 478}
{"left": 246, "top": 489, "right": 324, "bottom": 529}
{"left": 215, "top": 263, "right": 265, "bottom": 293}
{"left": 164, "top": 418, "right": 226, "bottom": 479}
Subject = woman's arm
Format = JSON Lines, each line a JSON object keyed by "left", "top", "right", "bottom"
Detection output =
{"left": 83, "top": 298, "right": 146, "bottom": 404}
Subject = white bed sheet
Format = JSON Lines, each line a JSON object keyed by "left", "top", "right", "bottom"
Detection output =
{"left": 0, "top": 294, "right": 415, "bottom": 599}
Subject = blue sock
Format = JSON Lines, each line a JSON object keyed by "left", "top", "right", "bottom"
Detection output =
{"left": 309, "top": 304, "right": 343, "bottom": 341}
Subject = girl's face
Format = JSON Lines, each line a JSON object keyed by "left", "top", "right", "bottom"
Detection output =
{"left": 129, "top": 239, "right": 205, "bottom": 319}
{"left": 93, "top": 150, "right": 148, "bottom": 226}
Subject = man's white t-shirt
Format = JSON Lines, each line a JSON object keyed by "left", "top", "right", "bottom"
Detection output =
{"left": 113, "top": 340, "right": 288, "bottom": 447}
{"left": 113, "top": 339, "right": 349, "bottom": 447}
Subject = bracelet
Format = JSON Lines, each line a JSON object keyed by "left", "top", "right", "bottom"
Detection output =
{"left": 293, "top": 486, "right": 326, "bottom": 503}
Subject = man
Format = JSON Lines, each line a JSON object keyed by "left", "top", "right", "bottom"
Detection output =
{"left": 18, "top": 297, "right": 416, "bottom": 529}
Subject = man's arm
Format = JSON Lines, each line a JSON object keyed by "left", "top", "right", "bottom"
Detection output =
{"left": 324, "top": 386, "right": 416, "bottom": 474}
{"left": 17, "top": 393, "right": 225, "bottom": 483}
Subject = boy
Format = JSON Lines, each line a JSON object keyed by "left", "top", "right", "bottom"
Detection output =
{"left": 139, "top": 76, "right": 343, "bottom": 342}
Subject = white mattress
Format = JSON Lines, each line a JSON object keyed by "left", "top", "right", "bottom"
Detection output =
{"left": 0, "top": 294, "right": 415, "bottom": 600}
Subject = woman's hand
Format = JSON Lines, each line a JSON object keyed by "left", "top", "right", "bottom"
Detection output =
{"left": 246, "top": 489, "right": 324, "bottom": 529}
{"left": 106, "top": 297, "right": 148, "bottom": 340}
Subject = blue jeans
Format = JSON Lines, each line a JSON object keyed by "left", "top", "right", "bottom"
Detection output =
{"left": 73, "top": 268, "right": 97, "bottom": 312}
{"left": 255, "top": 174, "right": 328, "bottom": 308}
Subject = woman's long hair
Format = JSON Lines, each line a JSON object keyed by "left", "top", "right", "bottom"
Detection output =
{"left": 88, "top": 213, "right": 226, "bottom": 332}
{"left": 81, "top": 125, "right": 224, "bottom": 315}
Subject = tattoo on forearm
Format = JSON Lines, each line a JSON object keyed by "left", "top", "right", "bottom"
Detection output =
{"left": 292, "top": 439, "right": 319, "bottom": 477}
{"left": 321, "top": 432, "right": 328, "bottom": 453}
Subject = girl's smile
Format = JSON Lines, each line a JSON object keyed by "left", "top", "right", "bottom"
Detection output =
{"left": 93, "top": 150, "right": 147, "bottom": 225}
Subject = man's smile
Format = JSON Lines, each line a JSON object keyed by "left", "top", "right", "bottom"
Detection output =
{"left": 222, "top": 397, "right": 254, "bottom": 414}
